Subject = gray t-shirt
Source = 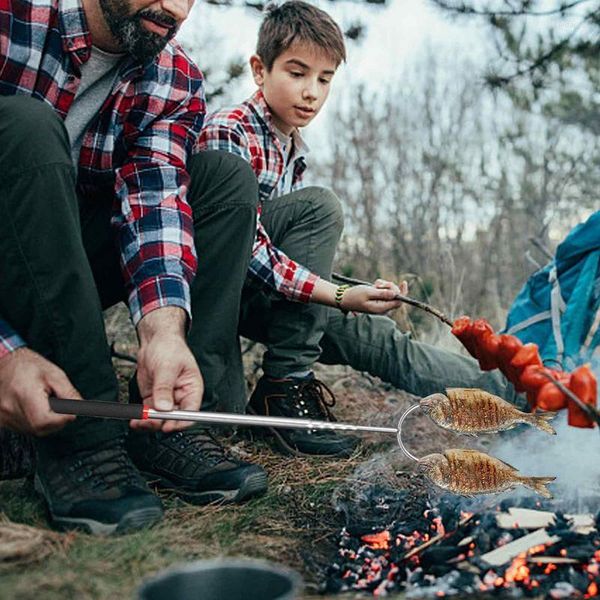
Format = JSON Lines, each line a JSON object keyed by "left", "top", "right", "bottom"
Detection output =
{"left": 272, "top": 125, "right": 309, "bottom": 198}
{"left": 64, "top": 46, "right": 124, "bottom": 165}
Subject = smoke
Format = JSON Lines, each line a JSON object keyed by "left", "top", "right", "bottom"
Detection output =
{"left": 331, "top": 449, "right": 418, "bottom": 533}
{"left": 488, "top": 411, "right": 600, "bottom": 512}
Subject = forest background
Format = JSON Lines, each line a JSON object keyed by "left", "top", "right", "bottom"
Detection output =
{"left": 2, "top": 4, "right": 599, "bottom": 599}
{"left": 179, "top": 0, "right": 600, "bottom": 341}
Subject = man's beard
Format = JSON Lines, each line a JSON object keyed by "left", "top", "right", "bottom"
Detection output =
{"left": 98, "top": 0, "right": 177, "bottom": 62}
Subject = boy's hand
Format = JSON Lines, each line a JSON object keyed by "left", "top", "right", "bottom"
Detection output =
{"left": 0, "top": 348, "right": 79, "bottom": 435}
{"left": 340, "top": 279, "right": 406, "bottom": 315}
{"left": 131, "top": 307, "right": 203, "bottom": 433}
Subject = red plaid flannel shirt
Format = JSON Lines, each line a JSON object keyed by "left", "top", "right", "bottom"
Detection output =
{"left": 0, "top": 0, "right": 205, "bottom": 358}
{"left": 196, "top": 90, "right": 318, "bottom": 303}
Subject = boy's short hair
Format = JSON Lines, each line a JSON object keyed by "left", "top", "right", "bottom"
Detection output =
{"left": 257, "top": 1, "right": 346, "bottom": 70}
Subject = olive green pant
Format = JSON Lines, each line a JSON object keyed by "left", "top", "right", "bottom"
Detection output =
{"left": 235, "top": 186, "right": 519, "bottom": 409}
{"left": 0, "top": 96, "right": 257, "bottom": 451}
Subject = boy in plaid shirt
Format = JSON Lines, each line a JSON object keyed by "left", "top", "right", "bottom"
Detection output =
{"left": 197, "top": 1, "right": 517, "bottom": 457}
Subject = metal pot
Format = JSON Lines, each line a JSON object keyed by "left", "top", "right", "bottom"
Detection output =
{"left": 137, "top": 558, "right": 302, "bottom": 600}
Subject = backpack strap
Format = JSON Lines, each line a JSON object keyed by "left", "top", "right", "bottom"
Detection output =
{"left": 506, "top": 311, "right": 552, "bottom": 335}
{"left": 583, "top": 306, "right": 600, "bottom": 360}
{"left": 549, "top": 265, "right": 566, "bottom": 364}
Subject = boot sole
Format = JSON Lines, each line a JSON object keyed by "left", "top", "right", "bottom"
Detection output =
{"left": 51, "top": 506, "right": 164, "bottom": 536}
{"left": 34, "top": 475, "right": 163, "bottom": 535}
{"left": 246, "top": 407, "right": 358, "bottom": 458}
{"left": 143, "top": 469, "right": 268, "bottom": 506}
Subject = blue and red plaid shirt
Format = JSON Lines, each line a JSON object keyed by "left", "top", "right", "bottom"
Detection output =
{"left": 0, "top": 0, "right": 205, "bottom": 359}
{"left": 196, "top": 90, "right": 318, "bottom": 302}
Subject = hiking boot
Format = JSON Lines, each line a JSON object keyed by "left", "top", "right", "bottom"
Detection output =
{"left": 35, "top": 436, "right": 163, "bottom": 535}
{"left": 247, "top": 374, "right": 360, "bottom": 457}
{"left": 0, "top": 428, "right": 35, "bottom": 480}
{"left": 126, "top": 427, "right": 268, "bottom": 505}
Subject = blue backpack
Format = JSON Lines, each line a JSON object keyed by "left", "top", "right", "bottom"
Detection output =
{"left": 504, "top": 211, "right": 600, "bottom": 372}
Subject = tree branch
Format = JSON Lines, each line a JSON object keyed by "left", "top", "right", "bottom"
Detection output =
{"left": 430, "top": 0, "right": 592, "bottom": 17}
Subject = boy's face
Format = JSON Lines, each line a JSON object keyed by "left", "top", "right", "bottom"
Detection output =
{"left": 250, "top": 42, "right": 338, "bottom": 136}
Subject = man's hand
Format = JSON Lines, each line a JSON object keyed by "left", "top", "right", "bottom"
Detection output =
{"left": 0, "top": 348, "right": 79, "bottom": 435}
{"left": 131, "top": 307, "right": 203, "bottom": 433}
{"left": 339, "top": 279, "right": 407, "bottom": 315}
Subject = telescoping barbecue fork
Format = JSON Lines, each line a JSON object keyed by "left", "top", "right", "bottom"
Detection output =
{"left": 49, "top": 398, "right": 423, "bottom": 461}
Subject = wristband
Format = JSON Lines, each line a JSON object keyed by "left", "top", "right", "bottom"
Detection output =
{"left": 335, "top": 284, "right": 351, "bottom": 313}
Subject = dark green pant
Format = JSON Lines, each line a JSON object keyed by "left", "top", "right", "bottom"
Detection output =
{"left": 0, "top": 96, "right": 257, "bottom": 450}
{"left": 320, "top": 312, "right": 520, "bottom": 405}
{"left": 237, "top": 185, "right": 520, "bottom": 407}
{"left": 240, "top": 187, "right": 343, "bottom": 378}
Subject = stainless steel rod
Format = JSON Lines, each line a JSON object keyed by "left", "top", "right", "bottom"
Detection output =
{"left": 146, "top": 408, "right": 399, "bottom": 434}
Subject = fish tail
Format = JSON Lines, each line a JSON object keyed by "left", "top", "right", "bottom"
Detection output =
{"left": 525, "top": 411, "right": 557, "bottom": 435}
{"left": 522, "top": 476, "right": 556, "bottom": 499}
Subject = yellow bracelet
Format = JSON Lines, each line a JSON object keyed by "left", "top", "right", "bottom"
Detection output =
{"left": 335, "top": 284, "right": 351, "bottom": 313}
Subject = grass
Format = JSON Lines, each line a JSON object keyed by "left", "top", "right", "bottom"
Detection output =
{"left": 0, "top": 436, "right": 406, "bottom": 599}
{"left": 0, "top": 308, "right": 418, "bottom": 598}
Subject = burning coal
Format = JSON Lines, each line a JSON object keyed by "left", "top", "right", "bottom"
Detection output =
{"left": 324, "top": 415, "right": 600, "bottom": 598}
{"left": 324, "top": 492, "right": 600, "bottom": 598}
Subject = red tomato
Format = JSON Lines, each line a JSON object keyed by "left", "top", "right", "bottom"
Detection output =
{"left": 451, "top": 316, "right": 478, "bottom": 358}
{"left": 568, "top": 365, "right": 597, "bottom": 428}
{"left": 498, "top": 334, "right": 524, "bottom": 364}
{"left": 519, "top": 365, "right": 551, "bottom": 391}
{"left": 511, "top": 343, "right": 543, "bottom": 368}
{"left": 536, "top": 382, "right": 568, "bottom": 411}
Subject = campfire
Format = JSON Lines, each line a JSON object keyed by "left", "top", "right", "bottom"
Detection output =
{"left": 324, "top": 491, "right": 600, "bottom": 598}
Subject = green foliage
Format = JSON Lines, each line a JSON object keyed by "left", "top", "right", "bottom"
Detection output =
{"left": 432, "top": 1, "right": 600, "bottom": 132}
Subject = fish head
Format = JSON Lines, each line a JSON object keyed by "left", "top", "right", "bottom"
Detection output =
{"left": 419, "top": 393, "right": 450, "bottom": 416}
{"left": 417, "top": 453, "right": 448, "bottom": 486}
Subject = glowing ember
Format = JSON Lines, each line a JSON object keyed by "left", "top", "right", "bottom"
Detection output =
{"left": 504, "top": 554, "right": 531, "bottom": 584}
{"left": 325, "top": 497, "right": 600, "bottom": 598}
{"left": 360, "top": 530, "right": 391, "bottom": 551}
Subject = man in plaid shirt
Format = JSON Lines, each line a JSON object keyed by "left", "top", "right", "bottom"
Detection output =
{"left": 0, "top": 0, "right": 268, "bottom": 533}
{"left": 198, "top": 1, "right": 520, "bottom": 457}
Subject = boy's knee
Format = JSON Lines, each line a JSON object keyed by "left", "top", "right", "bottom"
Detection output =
{"left": 305, "top": 186, "right": 344, "bottom": 232}
{"left": 0, "top": 97, "right": 71, "bottom": 173}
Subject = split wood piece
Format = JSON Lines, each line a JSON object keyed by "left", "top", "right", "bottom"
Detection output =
{"left": 496, "top": 508, "right": 595, "bottom": 534}
{"left": 457, "top": 535, "right": 474, "bottom": 547}
{"left": 455, "top": 561, "right": 482, "bottom": 574}
{"left": 526, "top": 556, "right": 580, "bottom": 565}
{"left": 480, "top": 528, "right": 559, "bottom": 567}
{"left": 401, "top": 513, "right": 476, "bottom": 561}
{"left": 331, "top": 272, "right": 453, "bottom": 326}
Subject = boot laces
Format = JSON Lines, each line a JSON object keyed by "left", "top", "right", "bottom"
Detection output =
{"left": 294, "top": 378, "right": 337, "bottom": 422}
{"left": 66, "top": 436, "right": 141, "bottom": 490}
{"left": 167, "top": 429, "right": 231, "bottom": 467}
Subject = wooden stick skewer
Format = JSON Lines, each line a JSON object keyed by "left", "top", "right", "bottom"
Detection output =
{"left": 331, "top": 272, "right": 453, "bottom": 326}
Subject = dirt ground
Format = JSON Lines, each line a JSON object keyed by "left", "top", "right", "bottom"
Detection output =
{"left": 0, "top": 307, "right": 468, "bottom": 599}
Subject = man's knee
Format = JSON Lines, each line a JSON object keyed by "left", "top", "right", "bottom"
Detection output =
{"left": 0, "top": 97, "right": 71, "bottom": 174}
{"left": 304, "top": 186, "right": 344, "bottom": 234}
{"left": 187, "top": 150, "right": 258, "bottom": 213}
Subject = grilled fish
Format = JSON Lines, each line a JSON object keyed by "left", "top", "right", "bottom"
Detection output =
{"left": 420, "top": 388, "right": 556, "bottom": 435}
{"left": 419, "top": 448, "right": 555, "bottom": 498}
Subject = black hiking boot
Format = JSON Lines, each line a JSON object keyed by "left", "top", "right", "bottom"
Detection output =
{"left": 34, "top": 436, "right": 163, "bottom": 535}
{"left": 0, "top": 428, "right": 35, "bottom": 480}
{"left": 126, "top": 427, "right": 268, "bottom": 505}
{"left": 247, "top": 374, "right": 360, "bottom": 457}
